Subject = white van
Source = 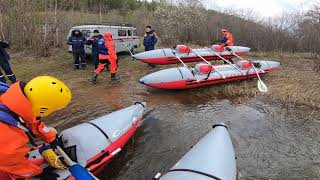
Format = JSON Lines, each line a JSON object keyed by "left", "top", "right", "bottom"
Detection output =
{"left": 68, "top": 23, "right": 140, "bottom": 55}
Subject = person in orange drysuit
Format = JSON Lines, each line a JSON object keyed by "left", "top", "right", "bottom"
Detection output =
{"left": 0, "top": 76, "right": 72, "bottom": 179}
{"left": 89, "top": 32, "right": 119, "bottom": 83}
{"left": 216, "top": 28, "right": 234, "bottom": 63}
{"left": 219, "top": 28, "right": 234, "bottom": 47}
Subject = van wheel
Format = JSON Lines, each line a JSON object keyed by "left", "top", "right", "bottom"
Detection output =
{"left": 131, "top": 47, "right": 136, "bottom": 55}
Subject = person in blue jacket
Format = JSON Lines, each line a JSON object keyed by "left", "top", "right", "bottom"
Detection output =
{"left": 67, "top": 29, "right": 87, "bottom": 70}
{"left": 87, "top": 30, "right": 103, "bottom": 69}
{"left": 143, "top": 26, "right": 157, "bottom": 67}
{"left": 143, "top": 26, "right": 157, "bottom": 51}
{"left": 0, "top": 40, "right": 16, "bottom": 83}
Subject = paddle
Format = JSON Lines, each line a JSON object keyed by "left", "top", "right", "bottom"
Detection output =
{"left": 56, "top": 146, "right": 97, "bottom": 180}
{"left": 225, "top": 48, "right": 268, "bottom": 93}
{"left": 119, "top": 38, "right": 134, "bottom": 57}
{"left": 204, "top": 47, "right": 244, "bottom": 75}
{"left": 187, "top": 47, "right": 226, "bottom": 79}
{"left": 170, "top": 50, "right": 200, "bottom": 82}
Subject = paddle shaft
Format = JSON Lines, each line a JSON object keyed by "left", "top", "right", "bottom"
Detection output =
{"left": 171, "top": 50, "right": 201, "bottom": 82}
{"left": 56, "top": 146, "right": 74, "bottom": 166}
{"left": 56, "top": 146, "right": 97, "bottom": 179}
{"left": 188, "top": 47, "right": 225, "bottom": 79}
{"left": 120, "top": 39, "right": 134, "bottom": 56}
{"left": 229, "top": 51, "right": 268, "bottom": 92}
{"left": 205, "top": 47, "right": 244, "bottom": 75}
{"left": 172, "top": 51, "right": 188, "bottom": 68}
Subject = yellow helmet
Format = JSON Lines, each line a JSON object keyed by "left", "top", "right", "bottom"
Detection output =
{"left": 24, "top": 76, "right": 72, "bottom": 117}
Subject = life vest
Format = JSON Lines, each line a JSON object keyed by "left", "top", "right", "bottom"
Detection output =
{"left": 0, "top": 82, "right": 29, "bottom": 132}
{"left": 98, "top": 39, "right": 108, "bottom": 55}
{"left": 225, "top": 32, "right": 234, "bottom": 46}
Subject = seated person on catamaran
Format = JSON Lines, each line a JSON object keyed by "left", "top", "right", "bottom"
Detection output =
{"left": 218, "top": 28, "right": 234, "bottom": 64}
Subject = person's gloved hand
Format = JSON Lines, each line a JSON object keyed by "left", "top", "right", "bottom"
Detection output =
{"left": 225, "top": 47, "right": 232, "bottom": 51}
{"left": 39, "top": 145, "right": 67, "bottom": 170}
{"left": 49, "top": 136, "right": 62, "bottom": 148}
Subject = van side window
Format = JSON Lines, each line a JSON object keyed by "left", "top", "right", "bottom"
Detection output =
{"left": 133, "top": 30, "right": 137, "bottom": 36}
{"left": 127, "top": 30, "right": 132, "bottom": 36}
{"left": 118, "top": 30, "right": 127, "bottom": 36}
{"left": 81, "top": 30, "right": 91, "bottom": 38}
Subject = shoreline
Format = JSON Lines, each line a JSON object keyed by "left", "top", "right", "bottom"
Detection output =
{"left": 9, "top": 49, "right": 320, "bottom": 110}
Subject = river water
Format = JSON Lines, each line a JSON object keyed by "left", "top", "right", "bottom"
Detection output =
{"left": 49, "top": 55, "right": 320, "bottom": 179}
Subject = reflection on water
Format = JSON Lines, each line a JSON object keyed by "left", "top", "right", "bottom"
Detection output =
{"left": 47, "top": 56, "right": 320, "bottom": 179}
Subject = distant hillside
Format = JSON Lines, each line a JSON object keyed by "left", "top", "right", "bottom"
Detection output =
{"left": 0, "top": 0, "right": 319, "bottom": 57}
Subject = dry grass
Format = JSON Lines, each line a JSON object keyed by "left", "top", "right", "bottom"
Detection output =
{"left": 220, "top": 52, "right": 320, "bottom": 109}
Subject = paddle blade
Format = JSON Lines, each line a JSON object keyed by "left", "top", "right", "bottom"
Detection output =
{"left": 69, "top": 164, "right": 96, "bottom": 180}
{"left": 257, "top": 80, "right": 268, "bottom": 93}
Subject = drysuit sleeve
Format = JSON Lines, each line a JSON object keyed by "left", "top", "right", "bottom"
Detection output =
{"left": 27, "top": 117, "right": 57, "bottom": 143}
{"left": 4, "top": 159, "right": 43, "bottom": 179}
{"left": 0, "top": 123, "right": 43, "bottom": 178}
{"left": 105, "top": 41, "right": 117, "bottom": 60}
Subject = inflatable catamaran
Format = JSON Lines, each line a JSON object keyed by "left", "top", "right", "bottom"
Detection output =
{"left": 11, "top": 102, "right": 145, "bottom": 180}
{"left": 139, "top": 60, "right": 280, "bottom": 90}
{"left": 154, "top": 123, "right": 237, "bottom": 180}
{"left": 133, "top": 45, "right": 250, "bottom": 65}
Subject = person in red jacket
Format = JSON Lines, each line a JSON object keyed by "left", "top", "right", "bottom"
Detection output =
{"left": 0, "top": 76, "right": 71, "bottom": 179}
{"left": 89, "top": 32, "right": 119, "bottom": 83}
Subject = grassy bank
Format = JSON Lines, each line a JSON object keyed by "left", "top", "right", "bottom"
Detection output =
{"left": 221, "top": 52, "right": 320, "bottom": 109}
{"left": 9, "top": 49, "right": 320, "bottom": 110}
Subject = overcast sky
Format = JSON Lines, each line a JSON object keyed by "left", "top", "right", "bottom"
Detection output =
{"left": 202, "top": 0, "right": 314, "bottom": 17}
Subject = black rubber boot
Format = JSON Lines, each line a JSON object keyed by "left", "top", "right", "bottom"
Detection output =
{"left": 111, "top": 73, "right": 119, "bottom": 81}
{"left": 89, "top": 74, "right": 98, "bottom": 84}
{"left": 81, "top": 64, "right": 86, "bottom": 70}
{"left": 8, "top": 75, "right": 16, "bottom": 83}
{"left": 74, "top": 65, "right": 80, "bottom": 70}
